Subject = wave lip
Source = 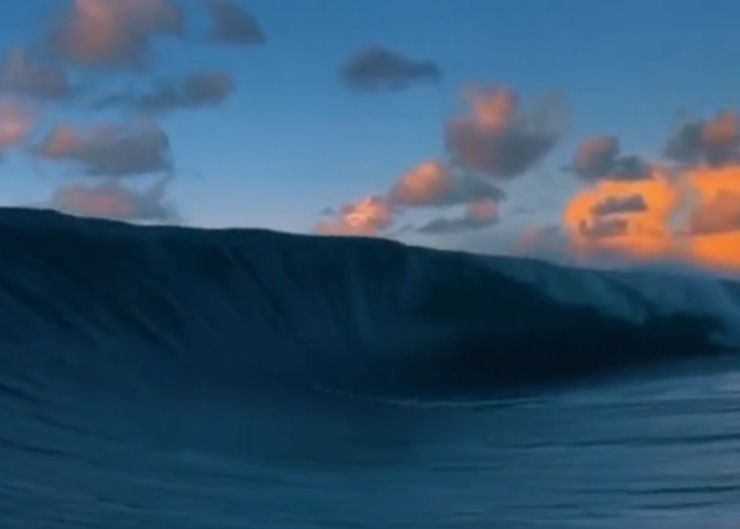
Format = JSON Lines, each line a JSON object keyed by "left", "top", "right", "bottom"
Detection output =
{"left": 0, "top": 208, "right": 735, "bottom": 399}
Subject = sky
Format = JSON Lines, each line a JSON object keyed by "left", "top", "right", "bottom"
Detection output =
{"left": 2, "top": 0, "right": 740, "bottom": 272}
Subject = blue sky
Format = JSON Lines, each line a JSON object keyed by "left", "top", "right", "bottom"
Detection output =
{"left": 1, "top": 0, "right": 740, "bottom": 248}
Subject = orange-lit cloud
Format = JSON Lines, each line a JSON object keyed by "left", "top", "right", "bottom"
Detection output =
{"left": 319, "top": 86, "right": 560, "bottom": 239}
{"left": 683, "top": 166, "right": 740, "bottom": 270}
{"left": 42, "top": 124, "right": 81, "bottom": 158}
{"left": 317, "top": 196, "right": 394, "bottom": 236}
{"left": 558, "top": 112, "right": 740, "bottom": 272}
{"left": 39, "top": 121, "right": 171, "bottom": 176}
{"left": 564, "top": 168, "right": 681, "bottom": 261}
{"left": 390, "top": 161, "right": 451, "bottom": 206}
{"left": 465, "top": 88, "right": 516, "bottom": 133}
{"left": 321, "top": 160, "right": 505, "bottom": 237}
{"left": 389, "top": 160, "right": 503, "bottom": 207}
{"left": 50, "top": 177, "right": 176, "bottom": 221}
{"left": 666, "top": 111, "right": 740, "bottom": 166}
{"left": 445, "top": 86, "right": 565, "bottom": 179}
{"left": 702, "top": 111, "right": 738, "bottom": 152}
{"left": 573, "top": 135, "right": 649, "bottom": 181}
{"left": 467, "top": 197, "right": 498, "bottom": 223}
{"left": 562, "top": 159, "right": 740, "bottom": 272}
{"left": 0, "top": 101, "right": 32, "bottom": 153}
{"left": 52, "top": 0, "right": 183, "bottom": 68}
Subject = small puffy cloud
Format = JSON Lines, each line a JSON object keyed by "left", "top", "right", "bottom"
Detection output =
{"left": 573, "top": 135, "right": 649, "bottom": 181}
{"left": 590, "top": 194, "right": 648, "bottom": 217}
{"left": 50, "top": 177, "right": 176, "bottom": 221}
{"left": 316, "top": 196, "right": 394, "bottom": 236}
{"left": 0, "top": 101, "right": 32, "bottom": 154}
{"left": 574, "top": 136, "right": 616, "bottom": 179}
{"left": 93, "top": 71, "right": 235, "bottom": 114}
{"left": 0, "top": 48, "right": 70, "bottom": 100}
{"left": 50, "top": 0, "right": 184, "bottom": 69}
{"left": 389, "top": 160, "right": 503, "bottom": 207}
{"left": 445, "top": 87, "right": 565, "bottom": 179}
{"left": 206, "top": 0, "right": 265, "bottom": 45}
{"left": 578, "top": 217, "right": 629, "bottom": 239}
{"left": 319, "top": 161, "right": 505, "bottom": 238}
{"left": 341, "top": 47, "right": 441, "bottom": 91}
{"left": 666, "top": 111, "right": 740, "bottom": 166}
{"left": 417, "top": 198, "right": 498, "bottom": 234}
{"left": 40, "top": 121, "right": 171, "bottom": 176}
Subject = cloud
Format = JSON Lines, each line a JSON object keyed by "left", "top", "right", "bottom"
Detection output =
{"left": 389, "top": 160, "right": 503, "bottom": 207}
{"left": 50, "top": 177, "right": 176, "bottom": 221}
{"left": 49, "top": 0, "right": 184, "bottom": 69}
{"left": 562, "top": 162, "right": 740, "bottom": 271}
{"left": 564, "top": 169, "right": 679, "bottom": 260}
{"left": 319, "top": 160, "right": 506, "bottom": 237}
{"left": 341, "top": 47, "right": 441, "bottom": 91}
{"left": 445, "top": 87, "right": 565, "bottom": 179}
{"left": 417, "top": 198, "right": 498, "bottom": 234}
{"left": 0, "top": 48, "right": 70, "bottom": 100}
{"left": 690, "top": 190, "right": 740, "bottom": 236}
{"left": 590, "top": 194, "right": 648, "bottom": 217}
{"left": 316, "top": 196, "right": 394, "bottom": 236}
{"left": 666, "top": 111, "right": 740, "bottom": 166}
{"left": 577, "top": 217, "right": 629, "bottom": 239}
{"left": 93, "top": 71, "right": 235, "bottom": 114}
{"left": 686, "top": 166, "right": 740, "bottom": 237}
{"left": 40, "top": 121, "right": 171, "bottom": 176}
{"left": 573, "top": 135, "right": 650, "bottom": 180}
{"left": 205, "top": 0, "right": 265, "bottom": 45}
{"left": 0, "top": 101, "right": 32, "bottom": 154}
{"left": 682, "top": 166, "right": 740, "bottom": 270}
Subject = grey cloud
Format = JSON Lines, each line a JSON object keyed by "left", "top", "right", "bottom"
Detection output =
{"left": 389, "top": 161, "right": 504, "bottom": 208}
{"left": 573, "top": 136, "right": 650, "bottom": 180}
{"left": 417, "top": 199, "right": 498, "bottom": 234}
{"left": 445, "top": 88, "right": 565, "bottom": 180}
{"left": 40, "top": 122, "right": 172, "bottom": 177}
{"left": 665, "top": 111, "right": 740, "bottom": 166}
{"left": 590, "top": 194, "right": 648, "bottom": 217}
{"left": 341, "top": 47, "right": 441, "bottom": 91}
{"left": 439, "top": 175, "right": 505, "bottom": 205}
{"left": 93, "top": 72, "right": 235, "bottom": 114}
{"left": 578, "top": 217, "right": 629, "bottom": 239}
{"left": 48, "top": 0, "right": 184, "bottom": 69}
{"left": 0, "top": 48, "right": 70, "bottom": 100}
{"left": 417, "top": 214, "right": 497, "bottom": 234}
{"left": 206, "top": 0, "right": 265, "bottom": 45}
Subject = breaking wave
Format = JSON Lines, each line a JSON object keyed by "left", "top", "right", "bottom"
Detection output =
{"left": 0, "top": 208, "right": 737, "bottom": 400}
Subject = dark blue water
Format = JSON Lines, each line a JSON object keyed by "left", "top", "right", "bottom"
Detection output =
{"left": 1, "top": 209, "right": 739, "bottom": 528}
{"left": 3, "top": 360, "right": 740, "bottom": 528}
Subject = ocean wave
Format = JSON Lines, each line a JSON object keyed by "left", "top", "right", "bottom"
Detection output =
{"left": 0, "top": 208, "right": 735, "bottom": 399}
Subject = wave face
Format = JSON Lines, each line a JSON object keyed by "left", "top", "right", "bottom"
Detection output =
{"left": 3, "top": 209, "right": 740, "bottom": 528}
{"left": 0, "top": 208, "right": 737, "bottom": 400}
